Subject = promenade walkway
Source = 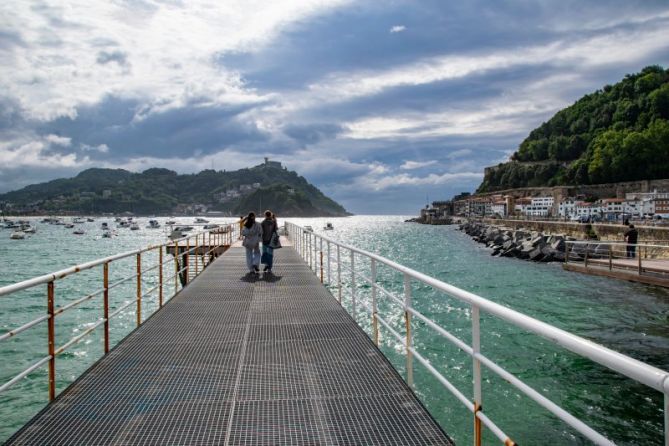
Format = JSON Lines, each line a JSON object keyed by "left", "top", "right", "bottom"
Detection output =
{"left": 8, "top": 241, "right": 453, "bottom": 445}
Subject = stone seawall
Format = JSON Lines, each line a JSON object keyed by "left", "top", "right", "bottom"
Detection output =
{"left": 481, "top": 219, "right": 669, "bottom": 242}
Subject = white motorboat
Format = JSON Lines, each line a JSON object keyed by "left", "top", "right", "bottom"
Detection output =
{"left": 147, "top": 220, "right": 161, "bottom": 229}
{"left": 101, "top": 222, "right": 109, "bottom": 230}
{"left": 195, "top": 217, "right": 209, "bottom": 223}
{"left": 73, "top": 217, "right": 86, "bottom": 224}
{"left": 323, "top": 222, "right": 334, "bottom": 230}
{"left": 73, "top": 229, "right": 85, "bottom": 235}
{"left": 87, "top": 217, "right": 95, "bottom": 222}
{"left": 102, "top": 230, "right": 113, "bottom": 238}
{"left": 10, "top": 231, "right": 25, "bottom": 240}
{"left": 21, "top": 224, "right": 37, "bottom": 233}
{"left": 130, "top": 223, "right": 140, "bottom": 230}
{"left": 65, "top": 223, "right": 75, "bottom": 229}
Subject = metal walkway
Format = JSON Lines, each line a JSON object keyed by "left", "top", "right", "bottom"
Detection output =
{"left": 8, "top": 245, "right": 453, "bottom": 445}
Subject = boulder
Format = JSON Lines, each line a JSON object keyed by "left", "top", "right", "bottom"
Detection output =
{"left": 529, "top": 247, "right": 545, "bottom": 261}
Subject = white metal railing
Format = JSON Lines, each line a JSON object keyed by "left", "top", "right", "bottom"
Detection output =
{"left": 565, "top": 240, "right": 669, "bottom": 281}
{"left": 0, "top": 223, "right": 239, "bottom": 401}
{"left": 286, "top": 222, "right": 669, "bottom": 446}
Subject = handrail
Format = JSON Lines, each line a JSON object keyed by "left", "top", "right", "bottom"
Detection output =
{"left": 0, "top": 221, "right": 239, "bottom": 404}
{"left": 286, "top": 221, "right": 669, "bottom": 445}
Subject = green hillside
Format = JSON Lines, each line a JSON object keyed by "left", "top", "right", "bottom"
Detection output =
{"left": 0, "top": 162, "right": 350, "bottom": 216}
{"left": 478, "top": 66, "right": 669, "bottom": 192}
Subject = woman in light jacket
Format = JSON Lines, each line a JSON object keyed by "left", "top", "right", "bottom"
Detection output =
{"left": 241, "top": 212, "right": 262, "bottom": 274}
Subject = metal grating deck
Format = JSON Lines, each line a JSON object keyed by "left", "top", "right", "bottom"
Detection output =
{"left": 8, "top": 245, "right": 454, "bottom": 445}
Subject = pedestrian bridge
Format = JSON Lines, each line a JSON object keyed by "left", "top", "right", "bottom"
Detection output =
{"left": 1, "top": 223, "right": 668, "bottom": 445}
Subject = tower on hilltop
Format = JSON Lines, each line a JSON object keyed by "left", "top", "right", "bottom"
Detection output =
{"left": 263, "top": 157, "right": 282, "bottom": 169}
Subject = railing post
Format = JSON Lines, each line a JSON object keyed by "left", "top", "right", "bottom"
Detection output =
{"left": 174, "top": 241, "right": 179, "bottom": 294}
{"left": 320, "top": 238, "right": 324, "bottom": 283}
{"left": 47, "top": 281, "right": 55, "bottom": 401}
{"left": 185, "top": 238, "right": 190, "bottom": 284}
{"left": 565, "top": 242, "right": 570, "bottom": 264}
{"left": 337, "top": 244, "right": 342, "bottom": 303}
{"left": 638, "top": 245, "right": 642, "bottom": 275}
{"left": 350, "top": 250, "right": 356, "bottom": 316}
{"left": 472, "top": 304, "right": 483, "bottom": 446}
{"left": 195, "top": 233, "right": 199, "bottom": 276}
{"left": 371, "top": 259, "right": 379, "bottom": 346}
{"left": 404, "top": 273, "right": 413, "bottom": 387}
{"left": 136, "top": 253, "right": 142, "bottom": 327}
{"left": 103, "top": 262, "right": 109, "bottom": 354}
{"left": 158, "top": 246, "right": 163, "bottom": 308}
{"left": 584, "top": 243, "right": 589, "bottom": 267}
{"left": 609, "top": 244, "right": 612, "bottom": 271}
{"left": 327, "top": 241, "right": 331, "bottom": 284}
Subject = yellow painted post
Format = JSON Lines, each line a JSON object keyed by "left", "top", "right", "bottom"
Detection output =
{"left": 103, "top": 262, "right": 109, "bottom": 354}
{"left": 136, "top": 253, "right": 142, "bottom": 326}
{"left": 47, "top": 281, "right": 55, "bottom": 401}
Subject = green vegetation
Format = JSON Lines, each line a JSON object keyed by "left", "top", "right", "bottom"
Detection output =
{"left": 0, "top": 162, "right": 350, "bottom": 216}
{"left": 478, "top": 66, "right": 669, "bottom": 192}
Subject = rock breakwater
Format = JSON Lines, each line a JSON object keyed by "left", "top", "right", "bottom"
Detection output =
{"left": 459, "top": 221, "right": 574, "bottom": 263}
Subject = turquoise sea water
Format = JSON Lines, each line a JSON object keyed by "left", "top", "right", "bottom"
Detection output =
{"left": 1, "top": 215, "right": 668, "bottom": 444}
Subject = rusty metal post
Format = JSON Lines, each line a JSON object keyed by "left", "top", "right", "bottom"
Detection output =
{"left": 185, "top": 238, "right": 190, "bottom": 284}
{"left": 584, "top": 244, "right": 589, "bottom": 268}
{"left": 47, "top": 281, "right": 55, "bottom": 401}
{"left": 136, "top": 253, "right": 142, "bottom": 327}
{"left": 103, "top": 262, "right": 109, "bottom": 354}
{"left": 158, "top": 246, "right": 163, "bottom": 308}
{"left": 195, "top": 233, "right": 199, "bottom": 276}
{"left": 472, "top": 304, "right": 482, "bottom": 446}
{"left": 320, "top": 250, "right": 324, "bottom": 283}
{"left": 174, "top": 241, "right": 179, "bottom": 294}
{"left": 404, "top": 273, "right": 413, "bottom": 387}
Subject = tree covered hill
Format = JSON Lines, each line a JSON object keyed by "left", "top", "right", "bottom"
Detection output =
{"left": 0, "top": 161, "right": 350, "bottom": 216}
{"left": 478, "top": 66, "right": 669, "bottom": 192}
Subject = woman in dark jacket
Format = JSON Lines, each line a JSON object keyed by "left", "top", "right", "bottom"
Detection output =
{"left": 260, "top": 210, "right": 278, "bottom": 273}
{"left": 241, "top": 212, "right": 262, "bottom": 274}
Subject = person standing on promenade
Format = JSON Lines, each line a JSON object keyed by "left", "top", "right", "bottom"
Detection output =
{"left": 624, "top": 224, "right": 638, "bottom": 258}
{"left": 260, "top": 210, "right": 278, "bottom": 273}
{"left": 241, "top": 212, "right": 262, "bottom": 274}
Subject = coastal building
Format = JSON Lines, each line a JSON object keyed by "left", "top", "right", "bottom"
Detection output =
{"left": 525, "top": 196, "right": 554, "bottom": 217}
{"left": 601, "top": 198, "right": 625, "bottom": 220}
{"left": 514, "top": 197, "right": 532, "bottom": 215}
{"left": 491, "top": 200, "right": 507, "bottom": 217}
{"left": 558, "top": 198, "right": 577, "bottom": 218}
{"left": 656, "top": 197, "right": 669, "bottom": 217}
{"left": 102, "top": 189, "right": 112, "bottom": 199}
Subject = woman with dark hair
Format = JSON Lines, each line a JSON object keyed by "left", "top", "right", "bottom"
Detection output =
{"left": 241, "top": 212, "right": 262, "bottom": 274}
{"left": 260, "top": 210, "right": 278, "bottom": 273}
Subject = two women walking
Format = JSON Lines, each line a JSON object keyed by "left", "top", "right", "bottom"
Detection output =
{"left": 241, "top": 210, "right": 279, "bottom": 275}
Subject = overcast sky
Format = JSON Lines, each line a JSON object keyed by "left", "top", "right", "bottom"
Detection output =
{"left": 1, "top": 1, "right": 668, "bottom": 214}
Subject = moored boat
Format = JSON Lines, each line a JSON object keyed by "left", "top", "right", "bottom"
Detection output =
{"left": 10, "top": 231, "right": 25, "bottom": 239}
